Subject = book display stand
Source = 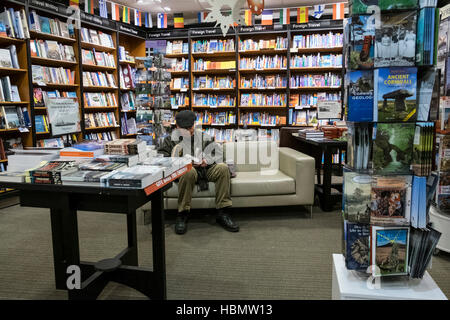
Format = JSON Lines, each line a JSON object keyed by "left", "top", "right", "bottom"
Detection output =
{"left": 341, "top": 0, "right": 444, "bottom": 286}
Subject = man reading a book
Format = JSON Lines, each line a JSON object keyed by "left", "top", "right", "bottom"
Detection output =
{"left": 158, "top": 110, "right": 239, "bottom": 234}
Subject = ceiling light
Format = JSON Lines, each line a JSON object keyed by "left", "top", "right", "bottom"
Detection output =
{"left": 163, "top": 7, "right": 171, "bottom": 11}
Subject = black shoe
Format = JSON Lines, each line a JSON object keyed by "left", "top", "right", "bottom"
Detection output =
{"left": 175, "top": 211, "right": 188, "bottom": 235}
{"left": 216, "top": 209, "right": 239, "bottom": 232}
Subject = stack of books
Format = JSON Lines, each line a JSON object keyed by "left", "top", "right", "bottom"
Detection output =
{"left": 104, "top": 139, "right": 146, "bottom": 155}
{"left": 298, "top": 129, "right": 324, "bottom": 139}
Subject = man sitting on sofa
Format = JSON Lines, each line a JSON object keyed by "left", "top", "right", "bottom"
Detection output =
{"left": 158, "top": 110, "right": 239, "bottom": 234}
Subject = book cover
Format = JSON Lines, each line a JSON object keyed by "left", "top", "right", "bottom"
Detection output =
{"left": 371, "top": 226, "right": 410, "bottom": 277}
{"left": 46, "top": 41, "right": 61, "bottom": 60}
{"left": 374, "top": 67, "right": 417, "bottom": 122}
{"left": 350, "top": 0, "right": 417, "bottom": 15}
{"left": 348, "top": 70, "right": 373, "bottom": 121}
{"left": 35, "top": 115, "right": 47, "bottom": 133}
{"left": 0, "top": 48, "right": 12, "bottom": 68}
{"left": 39, "top": 16, "right": 50, "bottom": 34}
{"left": 374, "top": 11, "right": 417, "bottom": 68}
{"left": 417, "top": 68, "right": 436, "bottom": 121}
{"left": 349, "top": 15, "right": 375, "bottom": 70}
{"left": 3, "top": 106, "right": 20, "bottom": 129}
{"left": 344, "top": 172, "right": 372, "bottom": 223}
{"left": 372, "top": 122, "right": 415, "bottom": 174}
{"left": 345, "top": 222, "right": 370, "bottom": 271}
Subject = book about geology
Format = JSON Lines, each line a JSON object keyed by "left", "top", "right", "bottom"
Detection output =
{"left": 374, "top": 11, "right": 417, "bottom": 68}
{"left": 370, "top": 226, "right": 410, "bottom": 277}
{"left": 374, "top": 67, "right": 417, "bottom": 122}
{"left": 348, "top": 70, "right": 373, "bottom": 121}
{"left": 372, "top": 122, "right": 415, "bottom": 174}
{"left": 345, "top": 221, "right": 370, "bottom": 271}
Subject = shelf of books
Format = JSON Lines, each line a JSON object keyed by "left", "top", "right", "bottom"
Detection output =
{"left": 342, "top": 1, "right": 442, "bottom": 280}
{"left": 117, "top": 25, "right": 146, "bottom": 138}
{"left": 79, "top": 18, "right": 119, "bottom": 142}
{"left": 238, "top": 26, "right": 288, "bottom": 129}
{"left": 0, "top": 0, "right": 32, "bottom": 182}
{"left": 190, "top": 28, "right": 238, "bottom": 130}
{"left": 28, "top": 2, "right": 82, "bottom": 148}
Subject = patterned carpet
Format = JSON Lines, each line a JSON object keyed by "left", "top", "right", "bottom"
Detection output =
{"left": 0, "top": 203, "right": 448, "bottom": 300}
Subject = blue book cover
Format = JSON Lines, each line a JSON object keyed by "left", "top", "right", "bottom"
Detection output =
{"left": 374, "top": 67, "right": 417, "bottom": 122}
{"left": 39, "top": 16, "right": 51, "bottom": 34}
{"left": 35, "top": 115, "right": 47, "bottom": 133}
{"left": 345, "top": 222, "right": 370, "bottom": 271}
{"left": 348, "top": 70, "right": 374, "bottom": 121}
{"left": 418, "top": 176, "right": 427, "bottom": 228}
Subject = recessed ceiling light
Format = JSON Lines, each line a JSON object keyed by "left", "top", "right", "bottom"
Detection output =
{"left": 163, "top": 7, "right": 171, "bottom": 11}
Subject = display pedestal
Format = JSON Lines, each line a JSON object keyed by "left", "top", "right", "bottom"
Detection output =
{"left": 429, "top": 206, "right": 450, "bottom": 254}
{"left": 331, "top": 254, "right": 447, "bottom": 300}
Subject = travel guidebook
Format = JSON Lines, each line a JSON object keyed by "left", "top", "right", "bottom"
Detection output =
{"left": 345, "top": 222, "right": 370, "bottom": 271}
{"left": 349, "top": 15, "right": 374, "bottom": 70}
{"left": 344, "top": 172, "right": 372, "bottom": 223}
{"left": 372, "top": 122, "right": 415, "bottom": 174}
{"left": 374, "top": 67, "right": 417, "bottom": 122}
{"left": 348, "top": 70, "right": 373, "bottom": 121}
{"left": 374, "top": 11, "right": 417, "bottom": 68}
{"left": 371, "top": 226, "right": 410, "bottom": 277}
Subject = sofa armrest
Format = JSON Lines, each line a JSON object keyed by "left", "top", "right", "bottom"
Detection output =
{"left": 279, "top": 147, "right": 315, "bottom": 204}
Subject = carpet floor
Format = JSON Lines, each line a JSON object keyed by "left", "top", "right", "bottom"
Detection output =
{"left": 0, "top": 203, "right": 449, "bottom": 300}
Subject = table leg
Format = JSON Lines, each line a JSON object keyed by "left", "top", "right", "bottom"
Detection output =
{"left": 124, "top": 201, "right": 138, "bottom": 266}
{"left": 321, "top": 147, "right": 334, "bottom": 212}
{"left": 50, "top": 207, "right": 67, "bottom": 290}
{"left": 151, "top": 189, "right": 167, "bottom": 300}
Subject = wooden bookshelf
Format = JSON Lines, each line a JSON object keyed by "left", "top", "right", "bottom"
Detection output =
{"left": 30, "top": 57, "right": 78, "bottom": 68}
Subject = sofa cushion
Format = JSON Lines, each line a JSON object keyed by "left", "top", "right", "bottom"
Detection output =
{"left": 165, "top": 181, "right": 216, "bottom": 198}
{"left": 231, "top": 170, "right": 295, "bottom": 196}
{"left": 224, "top": 141, "right": 279, "bottom": 172}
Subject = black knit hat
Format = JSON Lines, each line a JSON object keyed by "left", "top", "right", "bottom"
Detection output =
{"left": 175, "top": 110, "right": 196, "bottom": 129}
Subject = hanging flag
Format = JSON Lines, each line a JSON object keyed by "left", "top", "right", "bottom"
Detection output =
{"left": 198, "top": 12, "right": 208, "bottom": 23}
{"left": 157, "top": 13, "right": 167, "bottom": 28}
{"left": 311, "top": 5, "right": 325, "bottom": 19}
{"left": 145, "top": 13, "right": 153, "bottom": 28}
{"left": 244, "top": 10, "right": 253, "bottom": 26}
{"left": 333, "top": 3, "right": 345, "bottom": 20}
{"left": 174, "top": 13, "right": 184, "bottom": 28}
{"left": 111, "top": 3, "right": 120, "bottom": 21}
{"left": 122, "top": 6, "right": 130, "bottom": 24}
{"left": 279, "top": 8, "right": 290, "bottom": 25}
{"left": 69, "top": 0, "right": 79, "bottom": 8}
{"left": 297, "top": 7, "right": 308, "bottom": 23}
{"left": 261, "top": 10, "right": 273, "bottom": 26}
{"left": 85, "top": 0, "right": 94, "bottom": 14}
{"left": 135, "top": 9, "right": 142, "bottom": 26}
{"left": 99, "top": 0, "right": 108, "bottom": 18}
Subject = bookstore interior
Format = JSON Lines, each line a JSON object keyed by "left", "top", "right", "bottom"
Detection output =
{"left": 0, "top": 0, "right": 449, "bottom": 302}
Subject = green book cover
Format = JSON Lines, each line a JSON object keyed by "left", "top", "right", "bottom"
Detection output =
{"left": 373, "top": 122, "right": 415, "bottom": 174}
{"left": 350, "top": 0, "right": 417, "bottom": 15}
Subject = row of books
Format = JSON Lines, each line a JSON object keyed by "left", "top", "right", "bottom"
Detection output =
{"left": 29, "top": 10, "right": 73, "bottom": 39}
{"left": 30, "top": 40, "right": 75, "bottom": 62}
{"left": 240, "top": 93, "right": 286, "bottom": 107}
{"left": 82, "top": 49, "right": 115, "bottom": 67}
{"left": 0, "top": 76, "right": 20, "bottom": 102}
{"left": 80, "top": 27, "right": 114, "bottom": 48}
{"left": 170, "top": 58, "right": 189, "bottom": 72}
{"left": 292, "top": 32, "right": 343, "bottom": 49}
{"left": 193, "top": 76, "right": 235, "bottom": 89}
{"left": 193, "top": 94, "right": 235, "bottom": 107}
{"left": 290, "top": 73, "right": 341, "bottom": 88}
{"left": 203, "top": 128, "right": 235, "bottom": 142}
{"left": 83, "top": 71, "right": 117, "bottom": 88}
{"left": 121, "top": 114, "right": 137, "bottom": 135}
{"left": 171, "top": 93, "right": 189, "bottom": 108}
{"left": 34, "top": 114, "right": 49, "bottom": 133}
{"left": 239, "top": 112, "right": 286, "bottom": 126}
{"left": 166, "top": 41, "right": 189, "bottom": 55}
{"left": 436, "top": 134, "right": 450, "bottom": 212}
{"left": 290, "top": 54, "right": 343, "bottom": 68}
{"left": 0, "top": 46, "right": 19, "bottom": 69}
{"left": 34, "top": 88, "right": 76, "bottom": 107}
{"left": 290, "top": 92, "right": 340, "bottom": 108}
{"left": 192, "top": 39, "right": 235, "bottom": 53}
{"left": 347, "top": 67, "right": 435, "bottom": 122}
{"left": 121, "top": 92, "right": 136, "bottom": 111}
{"left": 84, "top": 112, "right": 118, "bottom": 128}
{"left": 84, "top": 92, "right": 118, "bottom": 108}
{"left": 193, "top": 59, "right": 236, "bottom": 71}
{"left": 32, "top": 65, "right": 75, "bottom": 85}
{"left": 118, "top": 46, "right": 135, "bottom": 63}
{"left": 239, "top": 37, "right": 288, "bottom": 51}
{"left": 85, "top": 131, "right": 118, "bottom": 141}
{"left": 0, "top": 106, "right": 30, "bottom": 130}
{"left": 119, "top": 65, "right": 136, "bottom": 90}
{"left": 0, "top": 7, "right": 29, "bottom": 39}
{"left": 288, "top": 109, "right": 318, "bottom": 126}
{"left": 240, "top": 75, "right": 287, "bottom": 89}
{"left": 195, "top": 111, "right": 236, "bottom": 126}
{"left": 239, "top": 55, "right": 287, "bottom": 70}
{"left": 171, "top": 77, "right": 189, "bottom": 89}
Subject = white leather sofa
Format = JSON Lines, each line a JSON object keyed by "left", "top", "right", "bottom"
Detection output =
{"left": 163, "top": 141, "right": 315, "bottom": 215}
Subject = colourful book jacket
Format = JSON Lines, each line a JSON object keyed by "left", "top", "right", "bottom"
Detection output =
{"left": 348, "top": 70, "right": 373, "bottom": 121}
